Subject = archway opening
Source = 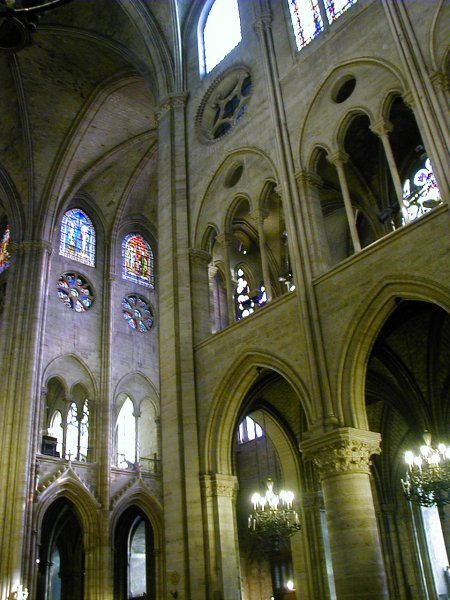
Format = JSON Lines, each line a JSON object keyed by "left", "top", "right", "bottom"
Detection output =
{"left": 37, "top": 498, "right": 84, "bottom": 600}
{"left": 366, "top": 300, "right": 450, "bottom": 599}
{"left": 232, "top": 368, "right": 311, "bottom": 600}
{"left": 114, "top": 506, "right": 156, "bottom": 600}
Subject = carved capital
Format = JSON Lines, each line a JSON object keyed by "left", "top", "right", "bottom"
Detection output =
{"left": 253, "top": 14, "right": 272, "bottom": 35}
{"left": 401, "top": 90, "right": 415, "bottom": 109}
{"left": 429, "top": 71, "right": 449, "bottom": 92}
{"left": 301, "top": 428, "right": 381, "bottom": 480}
{"left": 189, "top": 248, "right": 212, "bottom": 266}
{"left": 215, "top": 232, "right": 234, "bottom": 247}
{"left": 296, "top": 169, "right": 323, "bottom": 189}
{"left": 201, "top": 473, "right": 239, "bottom": 498}
{"left": 155, "top": 92, "right": 188, "bottom": 122}
{"left": 370, "top": 119, "right": 393, "bottom": 138}
{"left": 11, "top": 240, "right": 52, "bottom": 256}
{"left": 250, "top": 208, "right": 269, "bottom": 224}
{"left": 327, "top": 150, "right": 349, "bottom": 166}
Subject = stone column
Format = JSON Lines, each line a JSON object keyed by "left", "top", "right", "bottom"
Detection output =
{"left": 327, "top": 152, "right": 361, "bottom": 253}
{"left": 369, "top": 119, "right": 410, "bottom": 224}
{"left": 296, "top": 170, "right": 332, "bottom": 276}
{"left": 251, "top": 208, "right": 272, "bottom": 301}
{"left": 301, "top": 428, "right": 388, "bottom": 599}
{"left": 201, "top": 474, "right": 240, "bottom": 600}
{"left": 156, "top": 93, "right": 206, "bottom": 599}
{"left": 189, "top": 248, "right": 212, "bottom": 343}
{"left": 0, "top": 241, "right": 51, "bottom": 599}
{"left": 216, "top": 233, "right": 236, "bottom": 324}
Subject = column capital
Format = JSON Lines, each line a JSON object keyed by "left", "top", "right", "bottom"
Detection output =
{"left": 201, "top": 473, "right": 239, "bottom": 498}
{"left": 253, "top": 13, "right": 272, "bottom": 35}
{"left": 296, "top": 169, "right": 323, "bottom": 188}
{"left": 429, "top": 70, "right": 449, "bottom": 91}
{"left": 11, "top": 240, "right": 52, "bottom": 256}
{"left": 215, "top": 232, "right": 234, "bottom": 247}
{"left": 155, "top": 92, "right": 189, "bottom": 122}
{"left": 250, "top": 207, "right": 269, "bottom": 223}
{"left": 370, "top": 118, "right": 393, "bottom": 137}
{"left": 301, "top": 427, "right": 381, "bottom": 480}
{"left": 189, "top": 248, "right": 211, "bottom": 266}
{"left": 327, "top": 150, "right": 349, "bottom": 166}
{"left": 401, "top": 89, "right": 415, "bottom": 109}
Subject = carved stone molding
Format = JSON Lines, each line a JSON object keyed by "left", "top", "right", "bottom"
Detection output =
{"left": 155, "top": 92, "right": 188, "bottom": 122}
{"left": 296, "top": 169, "right": 323, "bottom": 189}
{"left": 201, "top": 473, "right": 239, "bottom": 499}
{"left": 189, "top": 248, "right": 212, "bottom": 266}
{"left": 301, "top": 428, "right": 381, "bottom": 480}
{"left": 370, "top": 119, "right": 394, "bottom": 138}
{"left": 327, "top": 150, "right": 350, "bottom": 166}
{"left": 10, "top": 240, "right": 52, "bottom": 256}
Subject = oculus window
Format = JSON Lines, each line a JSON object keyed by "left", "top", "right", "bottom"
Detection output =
{"left": 57, "top": 272, "right": 94, "bottom": 312}
{"left": 199, "top": 0, "right": 242, "bottom": 74}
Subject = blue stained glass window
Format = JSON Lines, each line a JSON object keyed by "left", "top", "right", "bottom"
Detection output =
{"left": 122, "top": 234, "right": 154, "bottom": 288}
{"left": 0, "top": 224, "right": 11, "bottom": 274}
{"left": 60, "top": 209, "right": 96, "bottom": 267}
{"left": 324, "top": 0, "right": 357, "bottom": 23}
{"left": 288, "top": 0, "right": 324, "bottom": 50}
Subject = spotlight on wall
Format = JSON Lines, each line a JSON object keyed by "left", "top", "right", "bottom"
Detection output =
{"left": 401, "top": 432, "right": 450, "bottom": 519}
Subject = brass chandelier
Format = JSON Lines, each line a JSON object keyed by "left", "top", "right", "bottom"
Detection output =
{"left": 401, "top": 432, "right": 450, "bottom": 518}
{"left": 248, "top": 479, "right": 301, "bottom": 549}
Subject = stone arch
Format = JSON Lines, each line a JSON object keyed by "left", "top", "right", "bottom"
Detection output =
{"left": 0, "top": 164, "right": 26, "bottom": 242}
{"left": 298, "top": 58, "right": 407, "bottom": 168}
{"left": 43, "top": 354, "right": 97, "bottom": 401}
{"left": 335, "top": 107, "right": 376, "bottom": 151}
{"left": 338, "top": 276, "right": 450, "bottom": 430}
{"left": 110, "top": 485, "right": 163, "bottom": 549}
{"left": 204, "top": 350, "right": 312, "bottom": 475}
{"left": 35, "top": 478, "right": 100, "bottom": 547}
{"left": 201, "top": 223, "right": 220, "bottom": 253}
{"left": 193, "top": 147, "right": 280, "bottom": 248}
{"left": 113, "top": 371, "right": 159, "bottom": 412}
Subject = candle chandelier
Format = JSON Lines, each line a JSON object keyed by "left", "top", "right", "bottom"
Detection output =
{"left": 248, "top": 479, "right": 301, "bottom": 549}
{"left": 401, "top": 432, "right": 450, "bottom": 518}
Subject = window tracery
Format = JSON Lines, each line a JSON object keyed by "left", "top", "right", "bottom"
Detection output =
{"left": 59, "top": 208, "right": 96, "bottom": 267}
{"left": 122, "top": 294, "right": 154, "bottom": 333}
{"left": 57, "top": 272, "right": 94, "bottom": 312}
{"left": 402, "top": 158, "right": 441, "bottom": 222}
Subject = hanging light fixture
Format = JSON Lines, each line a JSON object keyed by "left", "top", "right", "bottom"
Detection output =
{"left": 248, "top": 478, "right": 301, "bottom": 548}
{"left": 401, "top": 432, "right": 450, "bottom": 518}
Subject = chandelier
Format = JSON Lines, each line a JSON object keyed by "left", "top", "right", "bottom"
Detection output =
{"left": 401, "top": 432, "right": 450, "bottom": 517}
{"left": 248, "top": 479, "right": 301, "bottom": 550}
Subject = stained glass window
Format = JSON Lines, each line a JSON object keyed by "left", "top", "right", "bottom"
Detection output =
{"left": 324, "top": 0, "right": 357, "bottom": 23}
{"left": 288, "top": 0, "right": 324, "bottom": 50}
{"left": 235, "top": 267, "right": 254, "bottom": 320}
{"left": 0, "top": 224, "right": 11, "bottom": 274}
{"left": 57, "top": 272, "right": 94, "bottom": 312}
{"left": 122, "top": 234, "right": 154, "bottom": 288}
{"left": 202, "top": 0, "right": 242, "bottom": 74}
{"left": 402, "top": 159, "right": 442, "bottom": 222}
{"left": 288, "top": 0, "right": 357, "bottom": 50}
{"left": 60, "top": 208, "right": 95, "bottom": 267}
{"left": 122, "top": 295, "right": 154, "bottom": 333}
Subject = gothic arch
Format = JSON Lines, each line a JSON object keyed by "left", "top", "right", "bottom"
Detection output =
{"left": 0, "top": 164, "right": 25, "bottom": 242}
{"left": 193, "top": 147, "right": 280, "bottom": 248}
{"left": 204, "top": 350, "right": 312, "bottom": 474}
{"left": 298, "top": 58, "right": 407, "bottom": 169}
{"left": 337, "top": 276, "right": 450, "bottom": 429}
{"left": 43, "top": 355, "right": 97, "bottom": 401}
